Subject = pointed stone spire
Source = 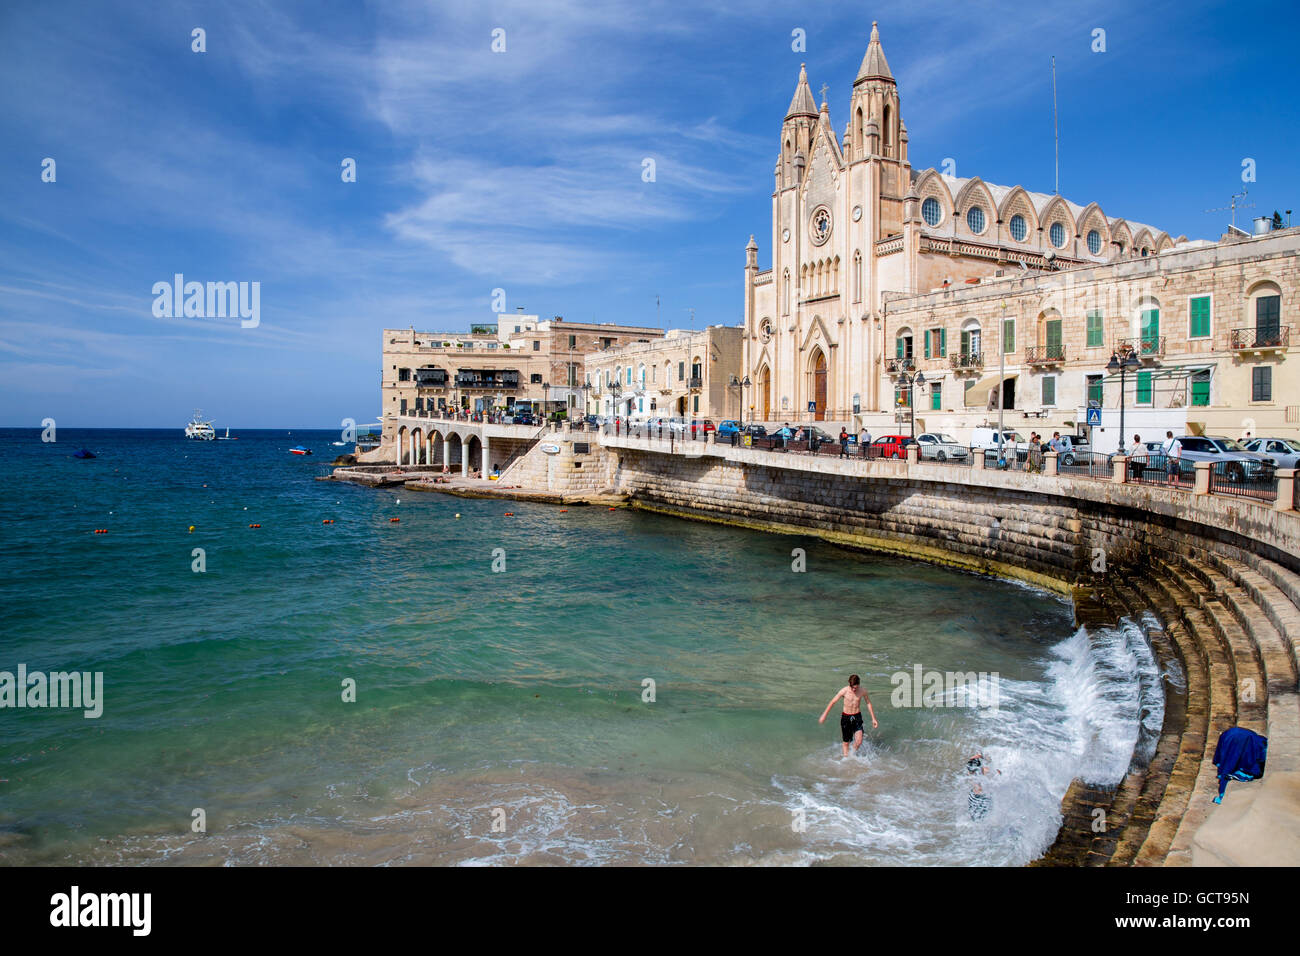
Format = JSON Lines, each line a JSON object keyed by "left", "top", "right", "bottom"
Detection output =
{"left": 856, "top": 21, "right": 894, "bottom": 84}
{"left": 786, "top": 64, "right": 818, "bottom": 119}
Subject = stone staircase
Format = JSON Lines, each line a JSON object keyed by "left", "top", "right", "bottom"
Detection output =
{"left": 1036, "top": 540, "right": 1300, "bottom": 866}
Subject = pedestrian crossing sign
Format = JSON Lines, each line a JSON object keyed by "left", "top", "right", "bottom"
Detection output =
{"left": 1086, "top": 407, "right": 1102, "bottom": 426}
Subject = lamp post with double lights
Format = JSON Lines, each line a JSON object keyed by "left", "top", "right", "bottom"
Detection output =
{"left": 609, "top": 380, "right": 623, "bottom": 434}
{"left": 894, "top": 369, "right": 926, "bottom": 441}
{"left": 1107, "top": 348, "right": 1142, "bottom": 456}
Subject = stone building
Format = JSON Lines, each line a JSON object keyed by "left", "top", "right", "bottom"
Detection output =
{"left": 583, "top": 325, "right": 744, "bottom": 421}
{"left": 380, "top": 314, "right": 662, "bottom": 442}
{"left": 881, "top": 228, "right": 1297, "bottom": 449}
{"left": 739, "top": 21, "right": 1230, "bottom": 428}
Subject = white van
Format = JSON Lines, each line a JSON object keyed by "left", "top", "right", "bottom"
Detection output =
{"left": 970, "top": 428, "right": 1027, "bottom": 461}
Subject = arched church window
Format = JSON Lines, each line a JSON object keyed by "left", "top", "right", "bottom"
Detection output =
{"left": 1009, "top": 214, "right": 1027, "bottom": 242}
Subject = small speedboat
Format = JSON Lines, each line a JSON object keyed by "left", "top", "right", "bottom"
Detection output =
{"left": 73, "top": 448, "right": 96, "bottom": 459}
{"left": 290, "top": 446, "right": 312, "bottom": 456}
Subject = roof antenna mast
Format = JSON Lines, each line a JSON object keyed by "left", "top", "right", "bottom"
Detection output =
{"left": 1051, "top": 55, "right": 1059, "bottom": 195}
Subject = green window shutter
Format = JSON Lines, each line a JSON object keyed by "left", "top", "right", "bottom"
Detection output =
{"left": 1003, "top": 318, "right": 1015, "bottom": 354}
{"left": 1189, "top": 296, "right": 1210, "bottom": 338}
{"left": 1087, "top": 376, "right": 1103, "bottom": 407}
{"left": 939, "top": 328, "right": 947, "bottom": 357}
{"left": 961, "top": 330, "right": 970, "bottom": 355}
{"left": 1136, "top": 371, "right": 1152, "bottom": 404}
{"left": 1086, "top": 310, "right": 1103, "bottom": 348}
{"left": 924, "top": 330, "right": 931, "bottom": 359}
{"left": 930, "top": 385, "right": 941, "bottom": 410}
{"left": 1191, "top": 375, "right": 1210, "bottom": 406}
{"left": 1140, "top": 308, "right": 1159, "bottom": 339}
{"left": 1041, "top": 376, "right": 1055, "bottom": 406}
{"left": 896, "top": 337, "right": 904, "bottom": 359}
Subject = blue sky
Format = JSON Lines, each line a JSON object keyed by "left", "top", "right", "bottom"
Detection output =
{"left": 2, "top": 0, "right": 1296, "bottom": 427}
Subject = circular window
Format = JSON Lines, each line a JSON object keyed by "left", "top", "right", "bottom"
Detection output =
{"left": 759, "top": 319, "right": 774, "bottom": 343}
{"left": 922, "top": 197, "right": 941, "bottom": 226}
{"left": 1087, "top": 229, "right": 1102, "bottom": 255}
{"left": 1049, "top": 222, "right": 1066, "bottom": 248}
{"left": 1009, "top": 214, "right": 1027, "bottom": 242}
{"left": 782, "top": 228, "right": 790, "bottom": 243}
{"left": 852, "top": 205, "right": 862, "bottom": 222}
{"left": 810, "top": 206, "right": 832, "bottom": 245}
{"left": 966, "top": 207, "right": 986, "bottom": 233}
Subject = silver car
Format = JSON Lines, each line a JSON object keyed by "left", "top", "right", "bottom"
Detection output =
{"left": 1244, "top": 437, "right": 1300, "bottom": 469}
{"left": 1174, "top": 436, "right": 1276, "bottom": 482}
{"left": 916, "top": 432, "right": 969, "bottom": 462}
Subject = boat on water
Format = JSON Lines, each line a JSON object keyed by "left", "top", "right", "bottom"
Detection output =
{"left": 73, "top": 448, "right": 96, "bottom": 459}
{"left": 217, "top": 427, "right": 237, "bottom": 441}
{"left": 290, "top": 446, "right": 312, "bottom": 456}
{"left": 185, "top": 410, "right": 216, "bottom": 441}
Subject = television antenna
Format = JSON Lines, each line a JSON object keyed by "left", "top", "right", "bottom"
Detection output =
{"left": 1205, "top": 188, "right": 1254, "bottom": 232}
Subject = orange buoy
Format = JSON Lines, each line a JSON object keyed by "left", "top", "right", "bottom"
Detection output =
{"left": 249, "top": 523, "right": 261, "bottom": 528}
{"left": 608, "top": 507, "right": 616, "bottom": 512}
{"left": 322, "top": 519, "right": 334, "bottom": 524}
{"left": 390, "top": 517, "right": 400, "bottom": 523}
{"left": 93, "top": 529, "right": 107, "bottom": 534}
{"left": 560, "top": 509, "right": 568, "bottom": 513}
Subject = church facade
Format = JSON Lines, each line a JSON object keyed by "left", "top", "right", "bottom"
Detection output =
{"left": 741, "top": 22, "right": 1185, "bottom": 426}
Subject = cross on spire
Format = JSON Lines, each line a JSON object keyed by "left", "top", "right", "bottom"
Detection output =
{"left": 819, "top": 83, "right": 830, "bottom": 104}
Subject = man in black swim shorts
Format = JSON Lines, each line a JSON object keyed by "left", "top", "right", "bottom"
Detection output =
{"left": 818, "top": 674, "right": 877, "bottom": 757}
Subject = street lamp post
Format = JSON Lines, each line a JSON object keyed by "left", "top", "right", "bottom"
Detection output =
{"left": 1107, "top": 348, "right": 1142, "bottom": 455}
{"left": 610, "top": 380, "right": 622, "bottom": 434}
{"left": 998, "top": 300, "right": 1006, "bottom": 465}
{"left": 741, "top": 375, "right": 751, "bottom": 425}
{"left": 894, "top": 370, "right": 926, "bottom": 441}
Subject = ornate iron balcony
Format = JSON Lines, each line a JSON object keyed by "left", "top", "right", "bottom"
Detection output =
{"left": 1115, "top": 336, "right": 1165, "bottom": 358}
{"left": 949, "top": 351, "right": 983, "bottom": 370}
{"left": 1024, "top": 345, "right": 1066, "bottom": 365}
{"left": 1229, "top": 326, "right": 1290, "bottom": 350}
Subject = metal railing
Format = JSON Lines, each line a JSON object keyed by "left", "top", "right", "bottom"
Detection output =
{"left": 1056, "top": 451, "right": 1111, "bottom": 480}
{"left": 1208, "top": 461, "right": 1278, "bottom": 501}
{"left": 1228, "top": 326, "right": 1290, "bottom": 350}
{"left": 886, "top": 358, "right": 916, "bottom": 374}
{"left": 1024, "top": 344, "right": 1066, "bottom": 365}
{"left": 949, "top": 352, "right": 984, "bottom": 371}
{"left": 1115, "top": 336, "right": 1166, "bottom": 358}
{"left": 1126, "top": 454, "right": 1190, "bottom": 489}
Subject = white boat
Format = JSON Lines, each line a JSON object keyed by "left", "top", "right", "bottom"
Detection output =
{"left": 217, "top": 427, "right": 237, "bottom": 441}
{"left": 185, "top": 410, "right": 216, "bottom": 440}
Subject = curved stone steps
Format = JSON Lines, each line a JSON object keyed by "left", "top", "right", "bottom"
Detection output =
{"left": 1208, "top": 553, "right": 1300, "bottom": 687}
{"left": 1128, "top": 567, "right": 1232, "bottom": 866}
{"left": 1102, "top": 582, "right": 1184, "bottom": 865}
{"left": 1114, "top": 572, "right": 1210, "bottom": 865}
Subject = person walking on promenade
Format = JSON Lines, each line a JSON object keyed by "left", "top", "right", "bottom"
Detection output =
{"left": 819, "top": 674, "right": 878, "bottom": 757}
{"left": 839, "top": 427, "right": 850, "bottom": 458}
{"left": 1027, "top": 435, "right": 1043, "bottom": 473}
{"left": 1162, "top": 430, "right": 1182, "bottom": 482}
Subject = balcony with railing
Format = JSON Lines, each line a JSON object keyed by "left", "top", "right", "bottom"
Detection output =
{"left": 1024, "top": 344, "right": 1066, "bottom": 366}
{"left": 453, "top": 369, "right": 521, "bottom": 389}
{"left": 687, "top": 376, "right": 703, "bottom": 389}
{"left": 886, "top": 357, "right": 916, "bottom": 374}
{"left": 1115, "top": 336, "right": 1166, "bottom": 358}
{"left": 415, "top": 369, "right": 448, "bottom": 388}
{"left": 1229, "top": 325, "right": 1290, "bottom": 351}
{"left": 949, "top": 351, "right": 984, "bottom": 372}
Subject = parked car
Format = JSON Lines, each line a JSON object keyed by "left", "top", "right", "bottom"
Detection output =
{"left": 970, "top": 427, "right": 1028, "bottom": 463}
{"left": 510, "top": 411, "right": 535, "bottom": 425}
{"left": 740, "top": 423, "right": 768, "bottom": 438}
{"left": 1174, "top": 436, "right": 1276, "bottom": 483}
{"left": 1244, "top": 437, "right": 1300, "bottom": 469}
{"left": 871, "top": 435, "right": 916, "bottom": 459}
{"left": 791, "top": 426, "right": 837, "bottom": 446}
{"left": 916, "top": 432, "right": 969, "bottom": 462}
{"left": 716, "top": 420, "right": 742, "bottom": 439}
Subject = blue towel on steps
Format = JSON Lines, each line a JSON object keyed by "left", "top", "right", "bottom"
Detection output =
{"left": 1212, "top": 727, "right": 1267, "bottom": 800}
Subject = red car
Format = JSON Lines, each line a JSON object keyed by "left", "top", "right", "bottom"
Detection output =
{"left": 871, "top": 435, "right": 917, "bottom": 459}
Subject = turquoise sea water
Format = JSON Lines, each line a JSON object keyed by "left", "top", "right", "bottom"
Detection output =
{"left": 0, "top": 428, "right": 1165, "bottom": 865}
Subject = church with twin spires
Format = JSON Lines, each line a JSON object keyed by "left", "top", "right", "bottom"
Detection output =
{"left": 741, "top": 22, "right": 1180, "bottom": 424}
